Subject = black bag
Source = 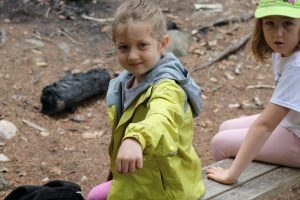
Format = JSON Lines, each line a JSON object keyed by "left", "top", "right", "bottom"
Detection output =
{"left": 4, "top": 180, "right": 85, "bottom": 200}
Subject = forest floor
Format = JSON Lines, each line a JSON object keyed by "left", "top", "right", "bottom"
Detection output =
{"left": 0, "top": 0, "right": 299, "bottom": 199}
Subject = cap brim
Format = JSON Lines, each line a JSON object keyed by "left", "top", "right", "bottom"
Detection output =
{"left": 255, "top": 7, "right": 300, "bottom": 18}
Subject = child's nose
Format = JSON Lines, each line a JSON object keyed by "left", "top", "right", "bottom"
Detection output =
{"left": 128, "top": 49, "right": 139, "bottom": 60}
{"left": 274, "top": 26, "right": 284, "bottom": 37}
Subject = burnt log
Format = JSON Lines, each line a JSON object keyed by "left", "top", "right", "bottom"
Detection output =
{"left": 41, "top": 68, "right": 110, "bottom": 115}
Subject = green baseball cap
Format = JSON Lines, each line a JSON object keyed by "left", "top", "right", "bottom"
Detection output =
{"left": 255, "top": 0, "right": 300, "bottom": 18}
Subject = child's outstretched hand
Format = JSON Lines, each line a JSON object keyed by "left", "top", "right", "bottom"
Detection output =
{"left": 206, "top": 166, "right": 237, "bottom": 185}
{"left": 116, "top": 138, "right": 143, "bottom": 174}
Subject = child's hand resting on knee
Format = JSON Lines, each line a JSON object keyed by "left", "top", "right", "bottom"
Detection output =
{"left": 116, "top": 138, "right": 143, "bottom": 174}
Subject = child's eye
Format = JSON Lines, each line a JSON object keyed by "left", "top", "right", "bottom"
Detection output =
{"left": 263, "top": 20, "right": 274, "bottom": 26}
{"left": 118, "top": 45, "right": 128, "bottom": 52}
{"left": 138, "top": 43, "right": 148, "bottom": 49}
{"left": 283, "top": 21, "right": 295, "bottom": 28}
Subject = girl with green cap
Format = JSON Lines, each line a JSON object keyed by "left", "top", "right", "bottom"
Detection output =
{"left": 207, "top": 0, "right": 300, "bottom": 185}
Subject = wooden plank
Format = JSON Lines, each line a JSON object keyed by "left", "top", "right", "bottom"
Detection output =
{"left": 201, "top": 159, "right": 279, "bottom": 200}
{"left": 212, "top": 167, "right": 300, "bottom": 200}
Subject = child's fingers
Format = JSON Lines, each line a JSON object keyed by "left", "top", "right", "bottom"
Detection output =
{"left": 206, "top": 166, "right": 222, "bottom": 178}
{"left": 206, "top": 168, "right": 216, "bottom": 177}
{"left": 116, "top": 159, "right": 129, "bottom": 173}
{"left": 121, "top": 160, "right": 129, "bottom": 173}
{"left": 206, "top": 166, "right": 222, "bottom": 181}
{"left": 136, "top": 158, "right": 143, "bottom": 169}
{"left": 128, "top": 161, "right": 136, "bottom": 173}
{"left": 206, "top": 166, "right": 236, "bottom": 184}
{"left": 206, "top": 166, "right": 218, "bottom": 174}
{"left": 116, "top": 159, "right": 122, "bottom": 173}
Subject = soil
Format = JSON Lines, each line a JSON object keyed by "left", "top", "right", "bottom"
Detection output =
{"left": 0, "top": 0, "right": 299, "bottom": 199}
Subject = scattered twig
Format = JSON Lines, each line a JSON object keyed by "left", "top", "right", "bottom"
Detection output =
{"left": 213, "top": 13, "right": 253, "bottom": 27}
{"left": 32, "top": 69, "right": 41, "bottom": 85}
{"left": 211, "top": 84, "right": 223, "bottom": 92}
{"left": 194, "top": 3, "right": 223, "bottom": 12}
{"left": 0, "top": 113, "right": 8, "bottom": 120}
{"left": 191, "top": 33, "right": 252, "bottom": 73}
{"left": 198, "top": 13, "right": 254, "bottom": 33}
{"left": 0, "top": 28, "right": 6, "bottom": 44}
{"left": 32, "top": 33, "right": 55, "bottom": 44}
{"left": 254, "top": 96, "right": 263, "bottom": 106}
{"left": 22, "top": 119, "right": 46, "bottom": 132}
{"left": 81, "top": 14, "right": 114, "bottom": 23}
{"left": 65, "top": 170, "right": 76, "bottom": 175}
{"left": 207, "top": 64, "right": 218, "bottom": 78}
{"left": 246, "top": 84, "right": 275, "bottom": 89}
{"left": 242, "top": 103, "right": 264, "bottom": 109}
{"left": 45, "top": 7, "right": 51, "bottom": 18}
{"left": 217, "top": 24, "right": 240, "bottom": 35}
{"left": 58, "top": 28, "right": 82, "bottom": 45}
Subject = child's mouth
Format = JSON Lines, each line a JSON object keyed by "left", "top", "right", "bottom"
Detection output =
{"left": 129, "top": 62, "right": 143, "bottom": 67}
{"left": 275, "top": 41, "right": 284, "bottom": 45}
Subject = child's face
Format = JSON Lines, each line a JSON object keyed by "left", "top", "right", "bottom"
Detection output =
{"left": 262, "top": 16, "right": 300, "bottom": 57}
{"left": 115, "top": 22, "right": 168, "bottom": 83}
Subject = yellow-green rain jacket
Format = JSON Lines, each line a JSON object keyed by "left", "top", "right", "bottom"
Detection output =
{"left": 106, "top": 53, "right": 205, "bottom": 200}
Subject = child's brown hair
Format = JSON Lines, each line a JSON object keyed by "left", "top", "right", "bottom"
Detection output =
{"left": 251, "top": 19, "right": 272, "bottom": 62}
{"left": 112, "top": 0, "right": 167, "bottom": 43}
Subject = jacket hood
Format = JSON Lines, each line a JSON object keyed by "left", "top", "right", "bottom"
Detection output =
{"left": 145, "top": 52, "right": 202, "bottom": 117}
{"left": 106, "top": 52, "right": 202, "bottom": 119}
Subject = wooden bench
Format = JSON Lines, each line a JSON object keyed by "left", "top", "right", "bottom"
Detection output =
{"left": 201, "top": 159, "right": 300, "bottom": 200}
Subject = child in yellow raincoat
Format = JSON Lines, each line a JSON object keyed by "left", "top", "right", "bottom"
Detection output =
{"left": 87, "top": 0, "right": 205, "bottom": 199}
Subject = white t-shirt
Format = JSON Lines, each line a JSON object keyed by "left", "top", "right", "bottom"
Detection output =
{"left": 271, "top": 51, "right": 300, "bottom": 138}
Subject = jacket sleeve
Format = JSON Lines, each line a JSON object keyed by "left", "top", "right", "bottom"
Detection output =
{"left": 123, "top": 80, "right": 188, "bottom": 157}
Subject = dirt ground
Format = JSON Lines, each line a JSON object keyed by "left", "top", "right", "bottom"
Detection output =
{"left": 0, "top": 0, "right": 299, "bottom": 199}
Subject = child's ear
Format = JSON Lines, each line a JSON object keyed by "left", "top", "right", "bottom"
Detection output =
{"left": 160, "top": 34, "right": 170, "bottom": 53}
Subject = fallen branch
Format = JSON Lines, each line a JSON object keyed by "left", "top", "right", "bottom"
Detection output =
{"left": 246, "top": 84, "right": 275, "bottom": 89}
{"left": 0, "top": 113, "right": 8, "bottom": 120}
{"left": 22, "top": 119, "right": 46, "bottom": 132}
{"left": 191, "top": 33, "right": 252, "bottom": 73}
{"left": 32, "top": 33, "right": 55, "bottom": 44}
{"left": 213, "top": 14, "right": 253, "bottom": 27}
{"left": 45, "top": 7, "right": 51, "bottom": 18}
{"left": 81, "top": 14, "right": 114, "bottom": 23}
{"left": 198, "top": 13, "right": 254, "bottom": 33}
{"left": 58, "top": 28, "right": 82, "bottom": 45}
{"left": 194, "top": 3, "right": 223, "bottom": 12}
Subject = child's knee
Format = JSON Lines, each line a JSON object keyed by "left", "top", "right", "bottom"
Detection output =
{"left": 87, "top": 185, "right": 103, "bottom": 200}
{"left": 211, "top": 132, "right": 226, "bottom": 161}
{"left": 87, "top": 188, "right": 98, "bottom": 200}
{"left": 87, "top": 181, "right": 111, "bottom": 200}
{"left": 218, "top": 119, "right": 234, "bottom": 131}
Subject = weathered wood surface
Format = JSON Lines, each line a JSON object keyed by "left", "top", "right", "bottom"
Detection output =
{"left": 201, "top": 159, "right": 300, "bottom": 200}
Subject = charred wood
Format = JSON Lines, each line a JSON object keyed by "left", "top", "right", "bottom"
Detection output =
{"left": 40, "top": 68, "right": 110, "bottom": 115}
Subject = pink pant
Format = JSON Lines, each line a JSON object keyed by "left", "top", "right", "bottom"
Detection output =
{"left": 211, "top": 114, "right": 300, "bottom": 167}
{"left": 87, "top": 180, "right": 112, "bottom": 200}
